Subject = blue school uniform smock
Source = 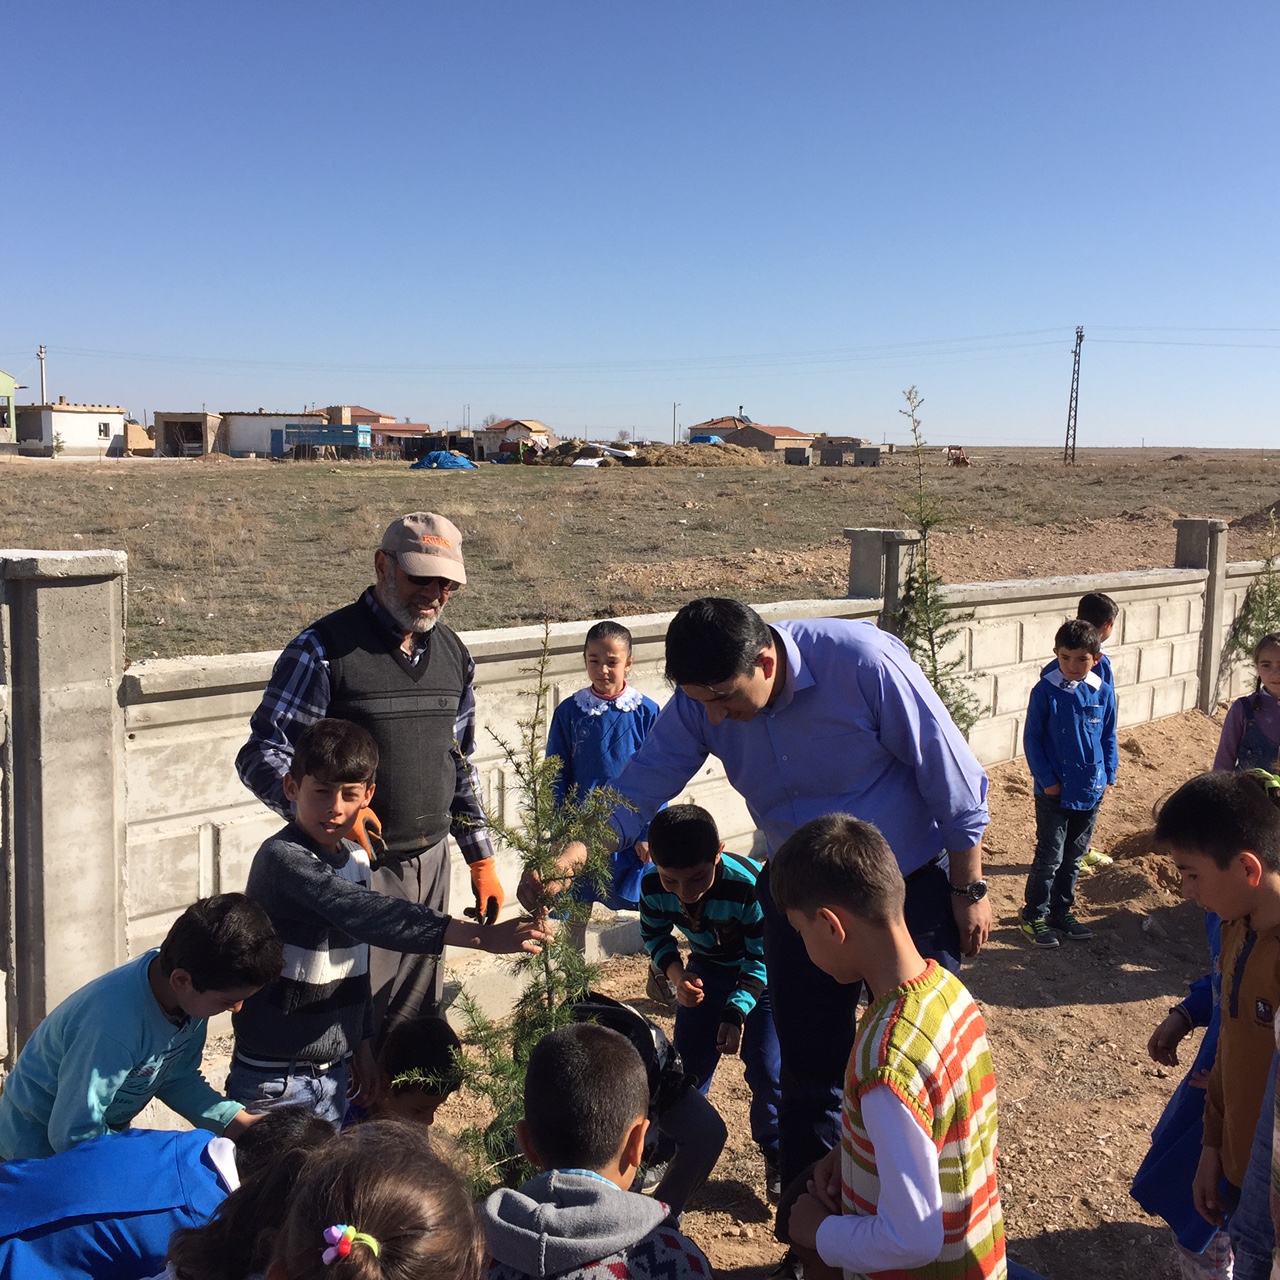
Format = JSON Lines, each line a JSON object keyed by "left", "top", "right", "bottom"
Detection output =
{"left": 1130, "top": 913, "right": 1222, "bottom": 1251}
{"left": 546, "top": 685, "right": 661, "bottom": 907}
{"left": 0, "top": 1127, "right": 236, "bottom": 1280}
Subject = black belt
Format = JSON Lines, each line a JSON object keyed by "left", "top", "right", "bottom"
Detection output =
{"left": 233, "top": 1049, "right": 352, "bottom": 1074}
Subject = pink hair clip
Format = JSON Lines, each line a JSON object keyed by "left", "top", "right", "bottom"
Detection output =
{"left": 322, "top": 1224, "right": 381, "bottom": 1265}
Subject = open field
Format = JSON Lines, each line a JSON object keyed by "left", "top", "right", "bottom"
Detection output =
{"left": 2, "top": 446, "right": 1278, "bottom": 658}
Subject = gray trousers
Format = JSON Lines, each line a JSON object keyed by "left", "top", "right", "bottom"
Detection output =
{"left": 369, "top": 836, "right": 451, "bottom": 1050}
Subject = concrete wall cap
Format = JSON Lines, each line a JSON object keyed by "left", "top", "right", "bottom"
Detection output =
{"left": 1, "top": 549, "right": 128, "bottom": 580}
{"left": 1174, "top": 518, "right": 1230, "bottom": 532}
{"left": 842, "top": 528, "right": 920, "bottom": 543}
{"left": 122, "top": 651, "right": 281, "bottom": 700}
{"left": 937, "top": 567, "right": 1207, "bottom": 609}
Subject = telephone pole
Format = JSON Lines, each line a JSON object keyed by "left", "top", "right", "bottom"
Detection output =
{"left": 1063, "top": 327, "right": 1083, "bottom": 464}
{"left": 37, "top": 345, "right": 47, "bottom": 403}
{"left": 672, "top": 402, "right": 680, "bottom": 445}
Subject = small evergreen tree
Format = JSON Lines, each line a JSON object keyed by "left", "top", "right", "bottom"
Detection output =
{"left": 452, "top": 624, "right": 629, "bottom": 1193}
{"left": 1221, "top": 509, "right": 1280, "bottom": 698}
{"left": 890, "top": 386, "right": 981, "bottom": 736}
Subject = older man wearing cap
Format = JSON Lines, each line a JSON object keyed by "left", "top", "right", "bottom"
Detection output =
{"left": 236, "top": 512, "right": 504, "bottom": 1042}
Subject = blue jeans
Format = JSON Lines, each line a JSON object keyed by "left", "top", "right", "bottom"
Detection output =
{"left": 1023, "top": 795, "right": 1100, "bottom": 923}
{"left": 225, "top": 1054, "right": 351, "bottom": 1128}
{"left": 758, "top": 858, "right": 962, "bottom": 1185}
{"left": 1229, "top": 1048, "right": 1278, "bottom": 1279}
{"left": 674, "top": 956, "right": 780, "bottom": 1161}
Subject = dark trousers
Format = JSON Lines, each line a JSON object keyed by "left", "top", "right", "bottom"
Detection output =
{"left": 757, "top": 858, "right": 962, "bottom": 1186}
{"left": 370, "top": 836, "right": 451, "bottom": 1050}
{"left": 1023, "top": 795, "right": 1099, "bottom": 923}
{"left": 674, "top": 956, "right": 781, "bottom": 1161}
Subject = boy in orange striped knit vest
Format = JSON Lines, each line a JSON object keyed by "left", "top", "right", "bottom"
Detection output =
{"left": 770, "top": 814, "right": 1006, "bottom": 1280}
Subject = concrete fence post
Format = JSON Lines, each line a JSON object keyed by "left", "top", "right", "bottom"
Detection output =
{"left": 2, "top": 550, "right": 128, "bottom": 1057}
{"left": 844, "top": 528, "right": 921, "bottom": 628}
{"left": 1173, "top": 519, "right": 1230, "bottom": 713}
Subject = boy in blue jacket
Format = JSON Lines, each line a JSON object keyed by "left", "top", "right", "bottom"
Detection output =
{"left": 1020, "top": 619, "right": 1118, "bottom": 948}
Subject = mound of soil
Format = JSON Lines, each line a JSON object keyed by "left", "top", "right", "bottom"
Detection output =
{"left": 1230, "top": 498, "right": 1280, "bottom": 532}
{"left": 637, "top": 443, "right": 771, "bottom": 467}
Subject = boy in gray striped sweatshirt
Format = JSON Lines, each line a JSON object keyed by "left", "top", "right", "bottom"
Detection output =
{"left": 229, "top": 718, "right": 548, "bottom": 1126}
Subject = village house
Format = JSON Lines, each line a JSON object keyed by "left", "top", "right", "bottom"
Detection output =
{"left": 153, "top": 412, "right": 226, "bottom": 457}
{"left": 473, "top": 418, "right": 557, "bottom": 461}
{"left": 690, "top": 413, "right": 815, "bottom": 454}
{"left": 0, "top": 370, "right": 17, "bottom": 454}
{"left": 16, "top": 397, "right": 128, "bottom": 457}
{"left": 219, "top": 409, "right": 327, "bottom": 456}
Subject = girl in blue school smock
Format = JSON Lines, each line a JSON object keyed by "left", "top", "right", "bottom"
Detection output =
{"left": 546, "top": 620, "right": 661, "bottom": 911}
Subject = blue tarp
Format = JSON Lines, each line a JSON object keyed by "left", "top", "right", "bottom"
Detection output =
{"left": 688, "top": 435, "right": 724, "bottom": 445}
{"left": 410, "top": 451, "right": 477, "bottom": 470}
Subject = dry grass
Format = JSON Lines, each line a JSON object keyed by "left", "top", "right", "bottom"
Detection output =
{"left": 1, "top": 446, "right": 1276, "bottom": 658}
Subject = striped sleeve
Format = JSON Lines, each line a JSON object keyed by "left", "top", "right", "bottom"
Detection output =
{"left": 640, "top": 870, "right": 682, "bottom": 976}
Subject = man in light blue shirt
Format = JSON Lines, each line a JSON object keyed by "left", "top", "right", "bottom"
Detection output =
{"left": 535, "top": 599, "right": 991, "bottom": 1190}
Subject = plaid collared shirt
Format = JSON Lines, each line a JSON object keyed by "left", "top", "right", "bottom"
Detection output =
{"left": 235, "top": 587, "right": 494, "bottom": 864}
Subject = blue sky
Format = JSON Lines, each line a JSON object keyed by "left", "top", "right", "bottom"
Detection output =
{"left": 2, "top": 3, "right": 1276, "bottom": 445}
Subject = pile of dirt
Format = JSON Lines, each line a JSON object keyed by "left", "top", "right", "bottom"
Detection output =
{"left": 634, "top": 442, "right": 772, "bottom": 467}
{"left": 1230, "top": 498, "right": 1280, "bottom": 531}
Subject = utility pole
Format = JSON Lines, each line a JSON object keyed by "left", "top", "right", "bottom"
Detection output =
{"left": 672, "top": 402, "right": 680, "bottom": 445}
{"left": 37, "top": 345, "right": 47, "bottom": 403}
{"left": 1063, "top": 326, "right": 1083, "bottom": 464}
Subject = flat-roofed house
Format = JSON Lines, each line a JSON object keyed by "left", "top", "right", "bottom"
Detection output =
{"left": 16, "top": 397, "right": 128, "bottom": 457}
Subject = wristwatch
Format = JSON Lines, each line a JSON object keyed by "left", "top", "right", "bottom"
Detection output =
{"left": 950, "top": 879, "right": 988, "bottom": 902}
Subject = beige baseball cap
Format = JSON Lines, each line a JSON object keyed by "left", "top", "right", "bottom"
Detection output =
{"left": 380, "top": 512, "right": 467, "bottom": 584}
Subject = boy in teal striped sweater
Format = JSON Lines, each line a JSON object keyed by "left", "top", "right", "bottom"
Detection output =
{"left": 639, "top": 804, "right": 781, "bottom": 1199}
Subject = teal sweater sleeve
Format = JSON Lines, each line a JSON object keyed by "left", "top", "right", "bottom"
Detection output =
{"left": 46, "top": 1033, "right": 138, "bottom": 1153}
{"left": 154, "top": 1021, "right": 244, "bottom": 1134}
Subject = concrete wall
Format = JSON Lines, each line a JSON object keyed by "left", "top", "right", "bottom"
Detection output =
{"left": 222, "top": 413, "right": 324, "bottom": 456}
{"left": 0, "top": 519, "right": 1265, "bottom": 1061}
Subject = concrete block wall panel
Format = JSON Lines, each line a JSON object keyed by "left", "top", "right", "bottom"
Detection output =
{"left": 969, "top": 621, "right": 1020, "bottom": 670}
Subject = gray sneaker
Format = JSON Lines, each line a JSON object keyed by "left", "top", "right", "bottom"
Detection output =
{"left": 1050, "top": 913, "right": 1093, "bottom": 940}
{"left": 1019, "top": 916, "right": 1060, "bottom": 948}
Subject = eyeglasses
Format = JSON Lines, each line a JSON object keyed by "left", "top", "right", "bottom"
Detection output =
{"left": 385, "top": 553, "right": 462, "bottom": 593}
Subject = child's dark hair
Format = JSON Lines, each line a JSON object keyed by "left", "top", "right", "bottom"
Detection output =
{"left": 665, "top": 597, "right": 771, "bottom": 687}
{"left": 289, "top": 718, "right": 379, "bottom": 785}
{"left": 381, "top": 1016, "right": 463, "bottom": 1096}
{"left": 1055, "top": 618, "right": 1101, "bottom": 656}
{"left": 647, "top": 804, "right": 721, "bottom": 870}
{"left": 523, "top": 1024, "right": 650, "bottom": 1171}
{"left": 168, "top": 1107, "right": 334, "bottom": 1280}
{"left": 585, "top": 619, "right": 633, "bottom": 655}
{"left": 1254, "top": 633, "right": 1280, "bottom": 663}
{"left": 271, "top": 1120, "right": 484, "bottom": 1280}
{"left": 158, "top": 894, "right": 282, "bottom": 992}
{"left": 1077, "top": 592, "right": 1118, "bottom": 629}
{"left": 770, "top": 814, "right": 905, "bottom": 926}
{"left": 1155, "top": 771, "right": 1280, "bottom": 870}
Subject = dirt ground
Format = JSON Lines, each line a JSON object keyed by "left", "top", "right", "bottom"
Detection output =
{"left": 432, "top": 708, "right": 1221, "bottom": 1280}
{"left": 1, "top": 445, "right": 1277, "bottom": 658}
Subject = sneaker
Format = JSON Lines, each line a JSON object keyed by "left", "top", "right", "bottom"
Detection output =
{"left": 1079, "top": 847, "right": 1113, "bottom": 872}
{"left": 645, "top": 965, "right": 678, "bottom": 1010}
{"left": 764, "top": 1150, "right": 782, "bottom": 1204}
{"left": 1019, "top": 916, "right": 1060, "bottom": 948}
{"left": 1050, "top": 913, "right": 1093, "bottom": 940}
{"left": 636, "top": 1160, "right": 668, "bottom": 1194}
{"left": 767, "top": 1250, "right": 804, "bottom": 1279}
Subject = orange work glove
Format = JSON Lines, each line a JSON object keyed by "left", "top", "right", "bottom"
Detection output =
{"left": 466, "top": 857, "right": 505, "bottom": 925}
{"left": 352, "top": 808, "right": 387, "bottom": 866}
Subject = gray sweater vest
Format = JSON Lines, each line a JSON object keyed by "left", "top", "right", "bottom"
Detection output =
{"left": 316, "top": 600, "right": 468, "bottom": 855}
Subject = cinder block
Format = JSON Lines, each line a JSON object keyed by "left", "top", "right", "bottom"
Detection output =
{"left": 1138, "top": 642, "right": 1173, "bottom": 684}
{"left": 217, "top": 813, "right": 282, "bottom": 894}
{"left": 960, "top": 673, "right": 995, "bottom": 716}
{"left": 1117, "top": 683, "right": 1154, "bottom": 728}
{"left": 966, "top": 715, "right": 1019, "bottom": 767}
{"left": 1189, "top": 595, "right": 1205, "bottom": 631}
{"left": 127, "top": 832, "right": 202, "bottom": 919}
{"left": 1159, "top": 598, "right": 1192, "bottom": 637}
{"left": 1109, "top": 649, "right": 1139, "bottom": 688}
{"left": 1151, "top": 679, "right": 1187, "bottom": 720}
{"left": 1182, "top": 677, "right": 1200, "bottom": 711}
{"left": 1170, "top": 637, "right": 1200, "bottom": 676}
{"left": 939, "top": 628, "right": 969, "bottom": 673}
{"left": 970, "top": 622, "right": 1021, "bottom": 670}
{"left": 994, "top": 667, "right": 1040, "bottom": 717}
{"left": 1124, "top": 601, "right": 1160, "bottom": 644}
{"left": 1022, "top": 613, "right": 1068, "bottom": 663}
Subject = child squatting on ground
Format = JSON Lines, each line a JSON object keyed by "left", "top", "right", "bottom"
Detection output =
{"left": 638, "top": 803, "right": 782, "bottom": 1199}
{"left": 1020, "top": 618, "right": 1118, "bottom": 948}
{"left": 341, "top": 1015, "right": 463, "bottom": 1130}
{"left": 546, "top": 620, "right": 661, "bottom": 910}
{"left": 228, "top": 717, "right": 549, "bottom": 1127}
{"left": 480, "top": 1022, "right": 713, "bottom": 1280}
{"left": 769, "top": 813, "right": 1005, "bottom": 1280}
{"left": 0, "top": 894, "right": 281, "bottom": 1161}
{"left": 1150, "top": 771, "right": 1280, "bottom": 1279}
